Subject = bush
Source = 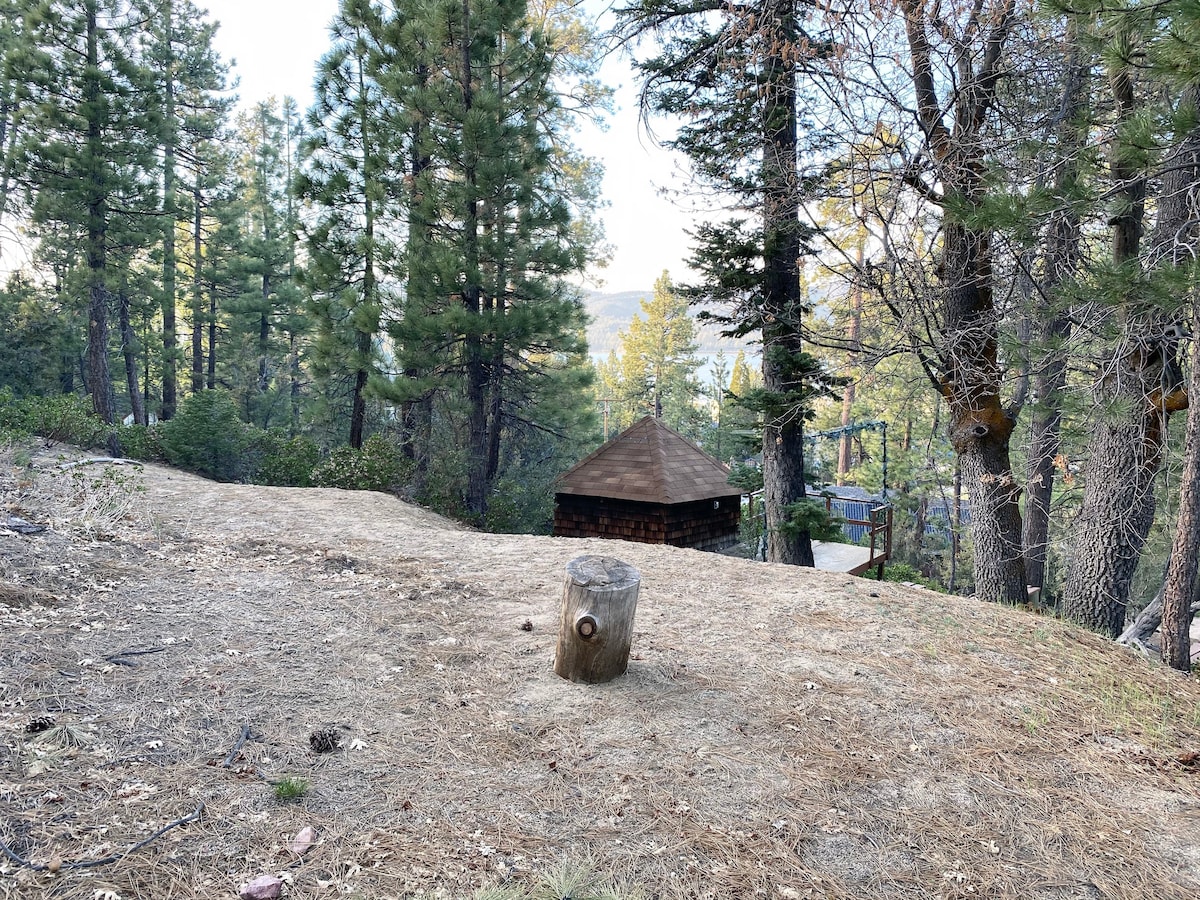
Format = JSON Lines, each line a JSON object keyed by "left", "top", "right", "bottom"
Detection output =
{"left": 311, "top": 435, "right": 409, "bottom": 493}
{"left": 251, "top": 432, "right": 319, "bottom": 487}
{"left": 115, "top": 424, "right": 165, "bottom": 462}
{"left": 13, "top": 392, "right": 108, "bottom": 448}
{"left": 780, "top": 497, "right": 845, "bottom": 542}
{"left": 159, "top": 390, "right": 251, "bottom": 482}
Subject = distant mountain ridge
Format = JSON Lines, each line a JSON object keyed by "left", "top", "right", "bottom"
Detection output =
{"left": 582, "top": 288, "right": 753, "bottom": 360}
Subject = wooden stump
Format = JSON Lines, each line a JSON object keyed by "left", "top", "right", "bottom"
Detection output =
{"left": 554, "top": 556, "right": 641, "bottom": 684}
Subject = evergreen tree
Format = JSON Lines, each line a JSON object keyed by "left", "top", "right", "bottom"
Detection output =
{"left": 616, "top": 0, "right": 841, "bottom": 565}
{"left": 12, "top": 0, "right": 161, "bottom": 427}
{"left": 609, "top": 271, "right": 704, "bottom": 437}
{"left": 299, "top": 0, "right": 392, "bottom": 450}
{"left": 380, "top": 0, "right": 604, "bottom": 521}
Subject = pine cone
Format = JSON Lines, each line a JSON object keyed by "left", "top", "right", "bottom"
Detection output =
{"left": 25, "top": 715, "right": 56, "bottom": 734}
{"left": 309, "top": 726, "right": 341, "bottom": 754}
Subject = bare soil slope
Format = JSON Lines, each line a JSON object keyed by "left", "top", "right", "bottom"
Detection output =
{"left": 2, "top": 449, "right": 1200, "bottom": 899}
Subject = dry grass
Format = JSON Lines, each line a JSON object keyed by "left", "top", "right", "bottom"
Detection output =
{"left": 2, "top": 443, "right": 1199, "bottom": 899}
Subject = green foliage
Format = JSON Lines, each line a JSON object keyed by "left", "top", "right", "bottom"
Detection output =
{"left": 272, "top": 777, "right": 310, "bottom": 803}
{"left": 779, "top": 498, "right": 844, "bottom": 542}
{"left": 115, "top": 424, "right": 165, "bottom": 462}
{"left": 473, "top": 859, "right": 644, "bottom": 900}
{"left": 727, "top": 462, "right": 763, "bottom": 492}
{"left": 251, "top": 432, "right": 320, "bottom": 488}
{"left": 311, "top": 435, "right": 410, "bottom": 493}
{"left": 10, "top": 393, "right": 108, "bottom": 448}
{"left": 159, "top": 390, "right": 252, "bottom": 482}
{"left": 877, "top": 562, "right": 943, "bottom": 591}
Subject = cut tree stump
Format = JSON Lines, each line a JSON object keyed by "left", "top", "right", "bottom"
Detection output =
{"left": 554, "top": 556, "right": 641, "bottom": 684}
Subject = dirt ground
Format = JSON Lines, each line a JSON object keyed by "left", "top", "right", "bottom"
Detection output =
{"left": 2, "top": 445, "right": 1200, "bottom": 899}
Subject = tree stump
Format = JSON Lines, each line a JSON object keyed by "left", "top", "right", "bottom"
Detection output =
{"left": 554, "top": 556, "right": 641, "bottom": 684}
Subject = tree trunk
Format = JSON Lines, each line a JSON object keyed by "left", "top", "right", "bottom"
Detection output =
{"left": 900, "top": 0, "right": 1024, "bottom": 602}
{"left": 460, "top": 0, "right": 489, "bottom": 521}
{"left": 1161, "top": 309, "right": 1200, "bottom": 672}
{"left": 118, "top": 290, "right": 146, "bottom": 427}
{"left": 941, "top": 217, "right": 1027, "bottom": 604}
{"left": 1063, "top": 81, "right": 1198, "bottom": 636}
{"left": 554, "top": 556, "right": 641, "bottom": 684}
{"left": 349, "top": 330, "right": 370, "bottom": 450}
{"left": 84, "top": 3, "right": 114, "bottom": 425}
{"left": 838, "top": 243, "right": 863, "bottom": 483}
{"left": 206, "top": 272, "right": 217, "bottom": 390}
{"left": 1022, "top": 39, "right": 1084, "bottom": 596}
{"left": 760, "top": 0, "right": 812, "bottom": 567}
{"left": 191, "top": 176, "right": 204, "bottom": 393}
{"left": 160, "top": 0, "right": 178, "bottom": 421}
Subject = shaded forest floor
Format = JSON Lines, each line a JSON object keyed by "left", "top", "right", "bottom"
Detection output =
{"left": 2, "top": 444, "right": 1200, "bottom": 899}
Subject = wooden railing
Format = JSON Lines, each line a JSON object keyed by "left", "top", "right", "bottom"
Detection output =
{"left": 818, "top": 495, "right": 893, "bottom": 572}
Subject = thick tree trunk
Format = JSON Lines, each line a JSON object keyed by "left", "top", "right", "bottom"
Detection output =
{"left": 206, "top": 275, "right": 217, "bottom": 390}
{"left": 1063, "top": 82, "right": 1198, "bottom": 636}
{"left": 900, "top": 0, "right": 1024, "bottom": 602}
{"left": 349, "top": 330, "right": 371, "bottom": 450}
{"left": 1023, "top": 43, "right": 1084, "bottom": 596}
{"left": 760, "top": 0, "right": 812, "bottom": 567}
{"left": 1062, "top": 408, "right": 1164, "bottom": 636}
{"left": 940, "top": 218, "right": 1027, "bottom": 604}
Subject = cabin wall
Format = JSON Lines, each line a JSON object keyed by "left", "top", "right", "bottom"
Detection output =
{"left": 553, "top": 495, "right": 740, "bottom": 551}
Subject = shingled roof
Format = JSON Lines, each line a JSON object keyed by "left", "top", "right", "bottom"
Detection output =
{"left": 556, "top": 416, "right": 741, "bottom": 505}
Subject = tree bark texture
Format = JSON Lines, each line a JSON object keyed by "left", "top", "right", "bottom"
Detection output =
{"left": 1063, "top": 83, "right": 1199, "bottom": 636}
{"left": 900, "top": 0, "right": 1025, "bottom": 602}
{"left": 1160, "top": 308, "right": 1200, "bottom": 671}
{"left": 760, "top": 0, "right": 812, "bottom": 567}
{"left": 554, "top": 556, "right": 641, "bottom": 684}
{"left": 1022, "top": 38, "right": 1084, "bottom": 595}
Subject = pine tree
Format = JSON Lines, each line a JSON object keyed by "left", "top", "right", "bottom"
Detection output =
{"left": 13, "top": 0, "right": 161, "bottom": 427}
{"left": 380, "top": 0, "right": 604, "bottom": 521}
{"left": 610, "top": 271, "right": 703, "bottom": 436}
{"left": 299, "top": 0, "right": 391, "bottom": 450}
{"left": 616, "top": 0, "right": 841, "bottom": 565}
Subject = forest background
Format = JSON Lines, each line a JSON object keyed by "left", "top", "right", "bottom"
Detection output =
{"left": 0, "top": 0, "right": 1199, "bottom": 671}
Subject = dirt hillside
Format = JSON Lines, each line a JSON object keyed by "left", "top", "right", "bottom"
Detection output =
{"left": 2, "top": 448, "right": 1199, "bottom": 899}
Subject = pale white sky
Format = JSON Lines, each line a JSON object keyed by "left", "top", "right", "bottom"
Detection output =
{"left": 198, "top": 0, "right": 695, "bottom": 293}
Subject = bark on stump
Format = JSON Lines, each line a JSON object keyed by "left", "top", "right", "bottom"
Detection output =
{"left": 554, "top": 556, "right": 641, "bottom": 684}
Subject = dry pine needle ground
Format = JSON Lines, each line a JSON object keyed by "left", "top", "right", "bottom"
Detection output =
{"left": 1, "top": 445, "right": 1199, "bottom": 899}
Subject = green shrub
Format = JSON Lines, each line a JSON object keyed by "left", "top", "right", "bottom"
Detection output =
{"left": 19, "top": 393, "right": 107, "bottom": 448}
{"left": 115, "top": 424, "right": 165, "bottom": 461}
{"left": 311, "top": 435, "right": 409, "bottom": 493}
{"left": 159, "top": 390, "right": 251, "bottom": 482}
{"left": 251, "top": 431, "right": 319, "bottom": 487}
{"left": 780, "top": 497, "right": 844, "bottom": 542}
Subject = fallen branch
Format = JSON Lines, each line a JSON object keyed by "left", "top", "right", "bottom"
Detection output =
{"left": 55, "top": 458, "right": 143, "bottom": 471}
{"left": 1118, "top": 590, "right": 1200, "bottom": 652}
{"left": 104, "top": 647, "right": 169, "bottom": 668}
{"left": 223, "top": 723, "right": 254, "bottom": 768}
{"left": 0, "top": 803, "right": 204, "bottom": 872}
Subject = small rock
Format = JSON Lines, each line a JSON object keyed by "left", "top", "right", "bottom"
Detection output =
{"left": 288, "top": 826, "right": 317, "bottom": 856}
{"left": 239, "top": 874, "right": 283, "bottom": 900}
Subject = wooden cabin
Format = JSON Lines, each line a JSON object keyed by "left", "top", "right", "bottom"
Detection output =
{"left": 553, "top": 416, "right": 741, "bottom": 551}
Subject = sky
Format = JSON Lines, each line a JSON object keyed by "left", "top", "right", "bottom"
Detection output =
{"left": 197, "top": 0, "right": 696, "bottom": 294}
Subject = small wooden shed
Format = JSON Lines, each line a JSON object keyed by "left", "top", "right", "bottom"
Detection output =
{"left": 553, "top": 416, "right": 742, "bottom": 551}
